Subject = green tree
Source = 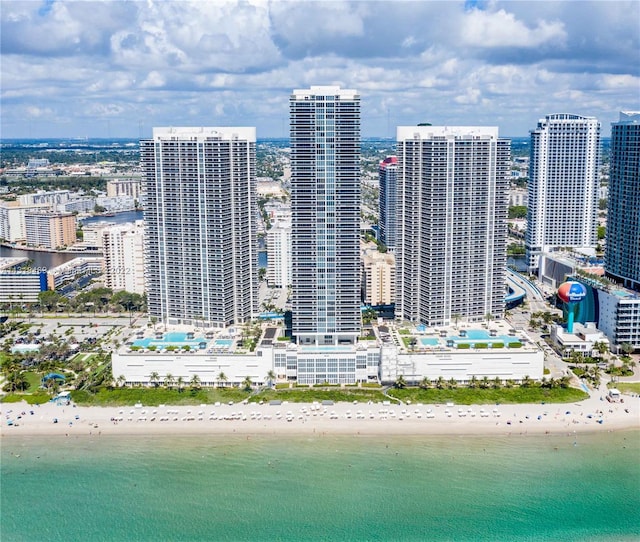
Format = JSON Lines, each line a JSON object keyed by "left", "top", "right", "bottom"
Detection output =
{"left": 447, "top": 378, "right": 458, "bottom": 390}
{"left": 189, "top": 374, "right": 201, "bottom": 391}
{"left": 266, "top": 370, "right": 276, "bottom": 388}
{"left": 164, "top": 373, "right": 174, "bottom": 389}
{"left": 176, "top": 376, "right": 184, "bottom": 392}
{"left": 508, "top": 205, "right": 528, "bottom": 219}
{"left": 149, "top": 371, "right": 160, "bottom": 388}
{"left": 217, "top": 372, "right": 227, "bottom": 388}
{"left": 452, "top": 313, "right": 461, "bottom": 329}
{"left": 593, "top": 341, "right": 609, "bottom": 358}
{"left": 4, "top": 371, "right": 28, "bottom": 392}
{"left": 362, "top": 307, "right": 377, "bottom": 325}
{"left": 394, "top": 375, "right": 407, "bottom": 389}
{"left": 620, "top": 343, "right": 634, "bottom": 357}
{"left": 242, "top": 376, "right": 253, "bottom": 392}
{"left": 419, "top": 376, "right": 430, "bottom": 389}
{"left": 468, "top": 375, "right": 478, "bottom": 389}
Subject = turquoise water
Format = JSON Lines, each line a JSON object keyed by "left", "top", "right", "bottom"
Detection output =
{"left": 214, "top": 339, "right": 234, "bottom": 347}
{"left": 132, "top": 332, "right": 207, "bottom": 349}
{"left": 11, "top": 345, "right": 40, "bottom": 353}
{"left": 420, "top": 338, "right": 440, "bottom": 346}
{"left": 465, "top": 330, "right": 492, "bottom": 340}
{"left": 2, "top": 432, "right": 639, "bottom": 541}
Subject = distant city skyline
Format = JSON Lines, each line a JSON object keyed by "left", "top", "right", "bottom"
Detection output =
{"left": 1, "top": 1, "right": 638, "bottom": 139}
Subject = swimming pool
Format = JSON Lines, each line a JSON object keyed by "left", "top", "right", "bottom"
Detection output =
{"left": 214, "top": 339, "right": 234, "bottom": 347}
{"left": 11, "top": 344, "right": 40, "bottom": 353}
{"left": 419, "top": 338, "right": 440, "bottom": 346}
{"left": 132, "top": 331, "right": 207, "bottom": 349}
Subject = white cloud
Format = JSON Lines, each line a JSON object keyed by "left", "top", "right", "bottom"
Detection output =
{"left": 461, "top": 8, "right": 566, "bottom": 48}
{"left": 0, "top": 1, "right": 637, "bottom": 138}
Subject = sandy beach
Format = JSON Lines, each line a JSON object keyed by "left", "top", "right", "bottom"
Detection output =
{"left": 2, "top": 388, "right": 639, "bottom": 439}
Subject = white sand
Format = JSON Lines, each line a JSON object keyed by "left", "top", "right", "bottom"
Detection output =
{"left": 2, "top": 390, "right": 638, "bottom": 439}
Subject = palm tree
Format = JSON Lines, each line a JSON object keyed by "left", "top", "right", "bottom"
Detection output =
{"left": 149, "top": 371, "right": 160, "bottom": 388}
{"left": 452, "top": 313, "right": 461, "bottom": 329}
{"left": 468, "top": 375, "right": 479, "bottom": 389}
{"left": 620, "top": 342, "right": 634, "bottom": 357}
{"left": 419, "top": 376, "right": 430, "bottom": 389}
{"left": 394, "top": 375, "right": 407, "bottom": 389}
{"left": 6, "top": 371, "right": 28, "bottom": 392}
{"left": 242, "top": 376, "right": 253, "bottom": 392}
{"left": 592, "top": 341, "right": 609, "bottom": 359}
{"left": 189, "top": 374, "right": 201, "bottom": 391}
{"left": 164, "top": 373, "right": 174, "bottom": 389}
{"left": 217, "top": 371, "right": 227, "bottom": 388}
{"left": 447, "top": 377, "right": 457, "bottom": 390}
{"left": 521, "top": 375, "right": 532, "bottom": 388}
{"left": 480, "top": 376, "right": 490, "bottom": 389}
{"left": 435, "top": 376, "right": 446, "bottom": 390}
{"left": 484, "top": 313, "right": 494, "bottom": 327}
{"left": 492, "top": 377, "right": 502, "bottom": 389}
{"left": 266, "top": 370, "right": 276, "bottom": 388}
{"left": 176, "top": 376, "right": 185, "bottom": 392}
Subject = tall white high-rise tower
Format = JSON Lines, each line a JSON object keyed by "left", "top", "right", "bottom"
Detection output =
{"left": 395, "top": 126, "right": 510, "bottom": 327}
{"left": 290, "top": 86, "right": 361, "bottom": 345}
{"left": 525, "top": 114, "right": 600, "bottom": 270}
{"left": 141, "top": 127, "right": 258, "bottom": 327}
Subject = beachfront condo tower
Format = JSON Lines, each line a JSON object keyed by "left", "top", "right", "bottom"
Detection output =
{"left": 141, "top": 127, "right": 258, "bottom": 327}
{"left": 379, "top": 156, "right": 399, "bottom": 251}
{"left": 606, "top": 111, "right": 640, "bottom": 291}
{"left": 290, "top": 86, "right": 361, "bottom": 345}
{"left": 525, "top": 114, "right": 601, "bottom": 271}
{"left": 395, "top": 126, "right": 510, "bottom": 327}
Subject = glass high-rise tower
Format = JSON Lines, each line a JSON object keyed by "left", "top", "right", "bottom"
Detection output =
{"left": 525, "top": 114, "right": 600, "bottom": 271}
{"left": 290, "top": 86, "right": 361, "bottom": 345}
{"left": 606, "top": 111, "right": 640, "bottom": 291}
{"left": 379, "top": 156, "right": 399, "bottom": 251}
{"left": 141, "top": 127, "right": 258, "bottom": 328}
{"left": 395, "top": 126, "right": 510, "bottom": 327}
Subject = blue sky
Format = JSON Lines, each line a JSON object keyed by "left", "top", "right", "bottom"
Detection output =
{"left": 1, "top": 0, "right": 639, "bottom": 139}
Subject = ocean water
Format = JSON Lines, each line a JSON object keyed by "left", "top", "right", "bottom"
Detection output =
{"left": 2, "top": 432, "right": 639, "bottom": 542}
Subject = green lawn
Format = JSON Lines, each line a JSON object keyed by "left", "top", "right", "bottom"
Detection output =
{"left": 24, "top": 371, "right": 42, "bottom": 393}
{"left": 387, "top": 387, "right": 589, "bottom": 405}
{"left": 70, "top": 387, "right": 251, "bottom": 406}
{"left": 608, "top": 382, "right": 640, "bottom": 394}
{"left": 250, "top": 388, "right": 388, "bottom": 404}
{"left": 1, "top": 391, "right": 50, "bottom": 405}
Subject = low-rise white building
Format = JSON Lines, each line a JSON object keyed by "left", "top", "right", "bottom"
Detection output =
{"left": 550, "top": 322, "right": 610, "bottom": 358}
{"left": 112, "top": 321, "right": 544, "bottom": 386}
{"left": 47, "top": 257, "right": 104, "bottom": 290}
